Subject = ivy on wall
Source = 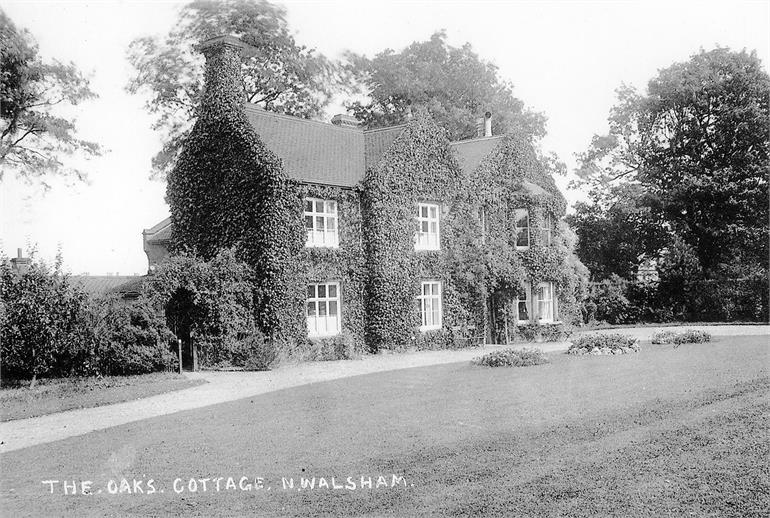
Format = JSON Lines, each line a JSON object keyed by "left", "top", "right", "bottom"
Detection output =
{"left": 165, "top": 39, "right": 305, "bottom": 343}
{"left": 299, "top": 184, "right": 367, "bottom": 347}
{"left": 363, "top": 110, "right": 465, "bottom": 351}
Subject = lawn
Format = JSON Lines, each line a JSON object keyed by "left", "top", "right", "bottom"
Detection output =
{"left": 0, "top": 373, "right": 205, "bottom": 422}
{"left": 1, "top": 336, "right": 768, "bottom": 517}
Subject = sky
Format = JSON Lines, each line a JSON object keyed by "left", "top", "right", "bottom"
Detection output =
{"left": 1, "top": 0, "right": 769, "bottom": 275}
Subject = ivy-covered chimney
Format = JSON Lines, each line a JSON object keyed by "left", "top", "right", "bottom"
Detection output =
{"left": 196, "top": 35, "right": 250, "bottom": 118}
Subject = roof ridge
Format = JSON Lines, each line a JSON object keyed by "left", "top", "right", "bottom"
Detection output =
{"left": 244, "top": 103, "right": 364, "bottom": 133}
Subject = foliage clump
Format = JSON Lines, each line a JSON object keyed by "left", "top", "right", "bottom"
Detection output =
{"left": 651, "top": 329, "right": 711, "bottom": 345}
{"left": 568, "top": 333, "right": 639, "bottom": 353}
{"left": 0, "top": 253, "right": 176, "bottom": 383}
{"left": 472, "top": 347, "right": 549, "bottom": 367}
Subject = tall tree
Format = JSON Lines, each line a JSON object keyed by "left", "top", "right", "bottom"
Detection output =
{"left": 126, "top": 0, "right": 340, "bottom": 179}
{"left": 0, "top": 9, "right": 100, "bottom": 185}
{"left": 566, "top": 183, "right": 669, "bottom": 281}
{"left": 345, "top": 31, "right": 546, "bottom": 142}
{"left": 573, "top": 48, "right": 770, "bottom": 278}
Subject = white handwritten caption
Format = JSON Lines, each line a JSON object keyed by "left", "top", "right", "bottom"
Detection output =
{"left": 41, "top": 475, "right": 413, "bottom": 495}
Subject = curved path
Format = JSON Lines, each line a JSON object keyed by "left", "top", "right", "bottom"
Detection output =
{"left": 1, "top": 325, "right": 767, "bottom": 453}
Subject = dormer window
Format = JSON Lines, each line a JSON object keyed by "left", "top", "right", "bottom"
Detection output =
{"left": 514, "top": 208, "right": 529, "bottom": 249}
{"left": 415, "top": 202, "right": 440, "bottom": 250}
{"left": 305, "top": 198, "right": 338, "bottom": 248}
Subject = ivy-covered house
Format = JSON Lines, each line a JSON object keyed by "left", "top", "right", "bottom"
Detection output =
{"left": 143, "top": 35, "right": 584, "bottom": 355}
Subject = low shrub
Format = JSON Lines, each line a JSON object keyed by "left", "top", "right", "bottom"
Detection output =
{"left": 651, "top": 329, "right": 712, "bottom": 345}
{"left": 472, "top": 348, "right": 549, "bottom": 367}
{"left": 93, "top": 296, "right": 178, "bottom": 376}
{"left": 569, "top": 333, "right": 639, "bottom": 352}
{"left": 231, "top": 331, "right": 277, "bottom": 370}
{"left": 306, "top": 333, "right": 360, "bottom": 361}
{"left": 515, "top": 323, "right": 574, "bottom": 343}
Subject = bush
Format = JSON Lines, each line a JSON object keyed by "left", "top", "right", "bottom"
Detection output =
{"left": 569, "top": 333, "right": 639, "bottom": 352}
{"left": 93, "top": 296, "right": 177, "bottom": 376}
{"left": 473, "top": 347, "right": 549, "bottom": 367}
{"left": 1, "top": 255, "right": 95, "bottom": 382}
{"left": 588, "top": 275, "right": 639, "bottom": 325}
{"left": 230, "top": 331, "right": 277, "bottom": 370}
{"left": 651, "top": 329, "right": 711, "bottom": 345}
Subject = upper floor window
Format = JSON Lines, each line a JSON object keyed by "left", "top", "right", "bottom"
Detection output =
{"left": 306, "top": 282, "right": 341, "bottom": 337}
{"left": 305, "top": 198, "right": 338, "bottom": 248}
{"left": 418, "top": 280, "right": 442, "bottom": 331}
{"left": 479, "top": 207, "right": 489, "bottom": 244}
{"left": 540, "top": 213, "right": 554, "bottom": 246}
{"left": 536, "top": 282, "right": 554, "bottom": 322}
{"left": 415, "top": 202, "right": 440, "bottom": 250}
{"left": 514, "top": 208, "right": 529, "bottom": 249}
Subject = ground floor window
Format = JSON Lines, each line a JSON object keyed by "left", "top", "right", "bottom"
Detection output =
{"left": 418, "top": 281, "right": 442, "bottom": 331}
{"left": 307, "top": 282, "right": 341, "bottom": 337}
{"left": 515, "top": 282, "right": 531, "bottom": 324}
{"left": 537, "top": 282, "right": 554, "bottom": 322}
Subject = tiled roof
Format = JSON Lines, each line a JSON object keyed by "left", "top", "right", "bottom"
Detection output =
{"left": 70, "top": 276, "right": 143, "bottom": 295}
{"left": 244, "top": 104, "right": 365, "bottom": 187}
{"left": 451, "top": 136, "right": 505, "bottom": 176}
{"left": 144, "top": 217, "right": 172, "bottom": 243}
{"left": 243, "top": 106, "right": 508, "bottom": 186}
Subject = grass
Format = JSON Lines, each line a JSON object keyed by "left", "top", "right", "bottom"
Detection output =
{"left": 0, "top": 372, "right": 205, "bottom": 422}
{"left": 0, "top": 335, "right": 768, "bottom": 517}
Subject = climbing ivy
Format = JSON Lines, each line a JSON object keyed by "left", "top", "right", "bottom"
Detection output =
{"left": 363, "top": 110, "right": 466, "bottom": 351}
{"left": 299, "top": 184, "right": 367, "bottom": 346}
{"left": 166, "top": 39, "right": 305, "bottom": 343}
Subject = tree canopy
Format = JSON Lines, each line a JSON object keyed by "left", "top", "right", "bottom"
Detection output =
{"left": 345, "top": 31, "right": 546, "bottom": 142}
{"left": 126, "top": 0, "right": 340, "bottom": 179}
{"left": 0, "top": 9, "right": 101, "bottom": 186}
{"left": 572, "top": 48, "right": 770, "bottom": 279}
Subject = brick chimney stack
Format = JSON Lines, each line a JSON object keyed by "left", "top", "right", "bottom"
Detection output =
{"left": 196, "top": 35, "right": 253, "bottom": 116}
{"left": 10, "top": 248, "right": 31, "bottom": 275}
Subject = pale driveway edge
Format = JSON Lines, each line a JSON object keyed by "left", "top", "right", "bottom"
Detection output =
{"left": 1, "top": 325, "right": 767, "bottom": 454}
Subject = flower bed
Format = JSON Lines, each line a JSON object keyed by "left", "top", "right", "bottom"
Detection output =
{"left": 472, "top": 348, "right": 549, "bottom": 367}
{"left": 567, "top": 333, "right": 639, "bottom": 356}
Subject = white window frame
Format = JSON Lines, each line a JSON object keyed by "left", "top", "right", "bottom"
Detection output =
{"left": 415, "top": 202, "right": 441, "bottom": 251}
{"left": 541, "top": 213, "right": 553, "bottom": 246}
{"left": 418, "top": 280, "right": 442, "bottom": 331}
{"left": 479, "top": 207, "right": 488, "bottom": 244}
{"left": 536, "top": 282, "right": 554, "bottom": 323}
{"left": 304, "top": 198, "right": 339, "bottom": 248}
{"left": 514, "top": 208, "right": 530, "bottom": 250}
{"left": 306, "top": 282, "right": 341, "bottom": 337}
{"left": 515, "top": 282, "right": 531, "bottom": 324}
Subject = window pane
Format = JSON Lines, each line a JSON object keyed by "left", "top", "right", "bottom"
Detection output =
{"left": 318, "top": 284, "right": 326, "bottom": 298}
{"left": 327, "top": 217, "right": 336, "bottom": 231}
{"left": 421, "top": 221, "right": 429, "bottom": 232}
{"left": 307, "top": 285, "right": 316, "bottom": 298}
{"left": 420, "top": 205, "right": 428, "bottom": 217}
{"left": 307, "top": 301, "right": 316, "bottom": 317}
{"left": 518, "top": 300, "right": 529, "bottom": 321}
{"left": 305, "top": 215, "right": 313, "bottom": 230}
{"left": 517, "top": 230, "right": 529, "bottom": 248}
{"left": 319, "top": 301, "right": 327, "bottom": 316}
{"left": 314, "top": 200, "right": 323, "bottom": 212}
{"left": 430, "top": 222, "right": 437, "bottom": 233}
{"left": 326, "top": 201, "right": 336, "bottom": 213}
{"left": 429, "top": 206, "right": 437, "bottom": 218}
{"left": 305, "top": 199, "right": 313, "bottom": 212}
{"left": 329, "top": 284, "right": 337, "bottom": 298}
{"left": 432, "top": 283, "right": 439, "bottom": 295}
{"left": 329, "top": 301, "right": 338, "bottom": 316}
{"left": 316, "top": 216, "right": 325, "bottom": 231}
